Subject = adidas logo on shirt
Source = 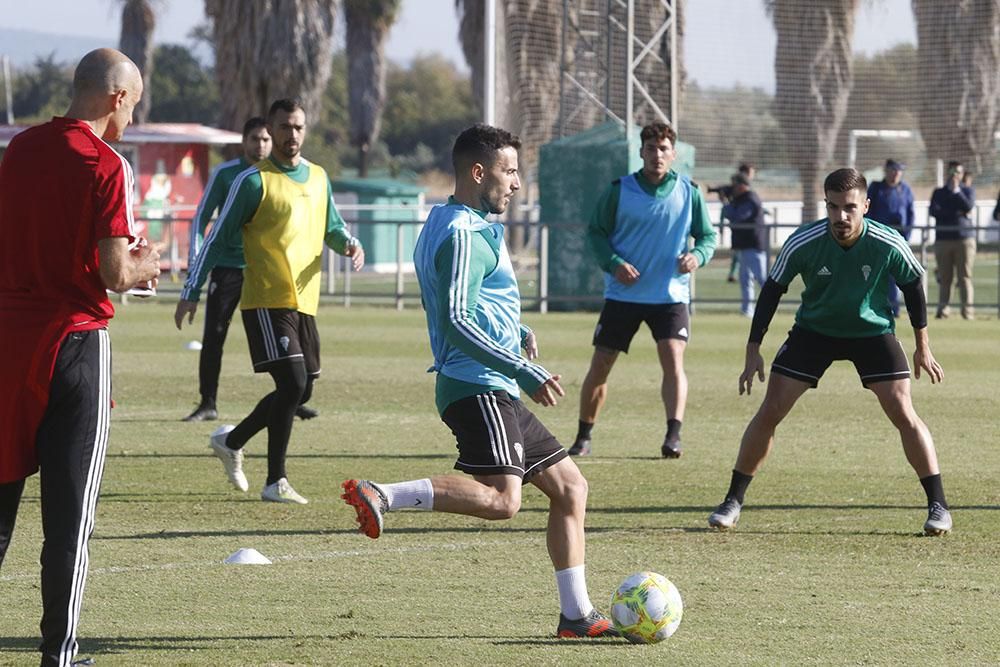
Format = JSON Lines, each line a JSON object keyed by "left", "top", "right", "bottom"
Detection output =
{"left": 817, "top": 266, "right": 832, "bottom": 276}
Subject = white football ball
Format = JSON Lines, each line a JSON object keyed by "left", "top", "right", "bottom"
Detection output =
{"left": 610, "top": 571, "right": 683, "bottom": 644}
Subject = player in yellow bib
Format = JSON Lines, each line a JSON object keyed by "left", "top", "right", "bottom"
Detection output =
{"left": 178, "top": 98, "right": 364, "bottom": 504}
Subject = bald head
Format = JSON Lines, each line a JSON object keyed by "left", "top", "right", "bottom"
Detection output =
{"left": 66, "top": 49, "right": 144, "bottom": 141}
{"left": 73, "top": 48, "right": 142, "bottom": 99}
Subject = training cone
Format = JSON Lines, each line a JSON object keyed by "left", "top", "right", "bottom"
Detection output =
{"left": 223, "top": 548, "right": 272, "bottom": 565}
{"left": 186, "top": 340, "right": 203, "bottom": 351}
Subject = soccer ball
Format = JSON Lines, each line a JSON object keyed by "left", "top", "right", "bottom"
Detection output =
{"left": 610, "top": 571, "right": 683, "bottom": 644}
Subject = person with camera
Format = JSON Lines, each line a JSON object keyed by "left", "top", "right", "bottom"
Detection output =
{"left": 722, "top": 172, "right": 767, "bottom": 317}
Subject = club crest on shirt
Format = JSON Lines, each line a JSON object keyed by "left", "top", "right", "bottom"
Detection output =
{"left": 279, "top": 336, "right": 290, "bottom": 351}
{"left": 862, "top": 265, "right": 871, "bottom": 281}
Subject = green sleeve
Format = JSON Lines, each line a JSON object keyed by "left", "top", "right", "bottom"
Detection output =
{"left": 181, "top": 171, "right": 262, "bottom": 301}
{"left": 688, "top": 185, "right": 717, "bottom": 266}
{"left": 586, "top": 181, "right": 625, "bottom": 273}
{"left": 188, "top": 165, "right": 230, "bottom": 265}
{"left": 324, "top": 180, "right": 357, "bottom": 254}
{"left": 435, "top": 231, "right": 551, "bottom": 395}
{"left": 519, "top": 323, "right": 533, "bottom": 349}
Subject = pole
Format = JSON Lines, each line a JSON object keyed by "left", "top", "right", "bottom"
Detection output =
{"left": 484, "top": 0, "right": 496, "bottom": 125}
{"left": 2, "top": 56, "right": 13, "bottom": 124}
{"left": 669, "top": 0, "right": 677, "bottom": 131}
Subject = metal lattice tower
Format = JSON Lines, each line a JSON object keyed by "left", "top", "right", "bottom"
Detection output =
{"left": 558, "top": 0, "right": 679, "bottom": 149}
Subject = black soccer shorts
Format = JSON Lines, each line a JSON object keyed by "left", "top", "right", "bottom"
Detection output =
{"left": 241, "top": 308, "right": 321, "bottom": 377}
{"left": 592, "top": 300, "right": 690, "bottom": 353}
{"left": 441, "top": 391, "right": 567, "bottom": 481}
{"left": 770, "top": 325, "right": 910, "bottom": 388}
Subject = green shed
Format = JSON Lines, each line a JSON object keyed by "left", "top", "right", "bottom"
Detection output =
{"left": 538, "top": 122, "right": 695, "bottom": 310}
{"left": 331, "top": 178, "right": 425, "bottom": 272}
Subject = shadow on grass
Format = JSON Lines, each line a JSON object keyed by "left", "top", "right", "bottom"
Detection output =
{"left": 0, "top": 633, "right": 623, "bottom": 655}
{"left": 0, "top": 634, "right": 319, "bottom": 654}
{"left": 104, "top": 452, "right": 453, "bottom": 460}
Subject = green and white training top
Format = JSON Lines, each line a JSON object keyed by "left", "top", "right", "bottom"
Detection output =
{"left": 769, "top": 218, "right": 924, "bottom": 338}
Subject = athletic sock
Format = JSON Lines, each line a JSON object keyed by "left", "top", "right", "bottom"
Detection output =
{"left": 376, "top": 479, "right": 433, "bottom": 511}
{"left": 919, "top": 473, "right": 948, "bottom": 508}
{"left": 666, "top": 418, "right": 682, "bottom": 442}
{"left": 575, "top": 420, "right": 594, "bottom": 442}
{"left": 555, "top": 565, "right": 593, "bottom": 620}
{"left": 726, "top": 469, "right": 754, "bottom": 504}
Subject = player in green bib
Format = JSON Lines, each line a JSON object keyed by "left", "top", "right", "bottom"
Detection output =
{"left": 707, "top": 168, "right": 952, "bottom": 536}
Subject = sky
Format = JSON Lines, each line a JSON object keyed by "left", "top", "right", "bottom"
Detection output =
{"left": 0, "top": 0, "right": 918, "bottom": 92}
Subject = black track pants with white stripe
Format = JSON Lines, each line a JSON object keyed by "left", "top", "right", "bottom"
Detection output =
{"left": 18, "top": 329, "right": 111, "bottom": 667}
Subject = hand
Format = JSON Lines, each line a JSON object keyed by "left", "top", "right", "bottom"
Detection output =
{"left": 346, "top": 242, "right": 365, "bottom": 271}
{"left": 677, "top": 253, "right": 699, "bottom": 274}
{"left": 739, "top": 345, "right": 766, "bottom": 395}
{"left": 913, "top": 347, "right": 944, "bottom": 384}
{"left": 530, "top": 375, "right": 565, "bottom": 407}
{"left": 174, "top": 299, "right": 198, "bottom": 330}
{"left": 523, "top": 330, "right": 538, "bottom": 360}
{"left": 131, "top": 241, "right": 161, "bottom": 284}
{"left": 614, "top": 262, "right": 640, "bottom": 285}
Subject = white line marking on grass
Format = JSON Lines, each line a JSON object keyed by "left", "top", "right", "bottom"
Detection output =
{"left": 0, "top": 537, "right": 538, "bottom": 582}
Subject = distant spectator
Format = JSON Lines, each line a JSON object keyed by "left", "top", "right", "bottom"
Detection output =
{"left": 722, "top": 172, "right": 767, "bottom": 317}
{"left": 867, "top": 159, "right": 915, "bottom": 317}
{"left": 709, "top": 162, "right": 756, "bottom": 282}
{"left": 929, "top": 161, "right": 976, "bottom": 320}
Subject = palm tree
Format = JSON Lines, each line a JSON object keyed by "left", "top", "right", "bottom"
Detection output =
{"left": 766, "top": 0, "right": 858, "bottom": 221}
{"left": 204, "top": 0, "right": 338, "bottom": 132}
{"left": 344, "top": 0, "right": 400, "bottom": 177}
{"left": 119, "top": 0, "right": 156, "bottom": 124}
{"left": 912, "top": 0, "right": 1000, "bottom": 175}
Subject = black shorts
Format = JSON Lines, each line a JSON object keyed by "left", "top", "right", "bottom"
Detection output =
{"left": 441, "top": 391, "right": 567, "bottom": 481}
{"left": 771, "top": 326, "right": 910, "bottom": 388}
{"left": 592, "top": 300, "right": 690, "bottom": 353}
{"left": 241, "top": 308, "right": 321, "bottom": 376}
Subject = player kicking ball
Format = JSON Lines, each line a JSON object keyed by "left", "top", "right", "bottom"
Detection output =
{"left": 707, "top": 167, "right": 952, "bottom": 536}
{"left": 342, "top": 124, "right": 618, "bottom": 639}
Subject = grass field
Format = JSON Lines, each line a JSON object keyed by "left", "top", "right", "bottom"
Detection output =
{"left": 2, "top": 301, "right": 998, "bottom": 666}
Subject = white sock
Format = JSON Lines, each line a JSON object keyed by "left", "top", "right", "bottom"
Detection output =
{"left": 555, "top": 565, "right": 593, "bottom": 619}
{"left": 375, "top": 479, "right": 433, "bottom": 511}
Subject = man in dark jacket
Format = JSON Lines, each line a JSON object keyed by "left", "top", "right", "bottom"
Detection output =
{"left": 929, "top": 161, "right": 976, "bottom": 320}
{"left": 722, "top": 173, "right": 767, "bottom": 317}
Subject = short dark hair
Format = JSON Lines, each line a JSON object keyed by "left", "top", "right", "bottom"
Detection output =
{"left": 947, "top": 160, "right": 963, "bottom": 171}
{"left": 267, "top": 98, "right": 305, "bottom": 121}
{"left": 639, "top": 122, "right": 677, "bottom": 146}
{"left": 738, "top": 162, "right": 755, "bottom": 175}
{"left": 452, "top": 124, "right": 522, "bottom": 173}
{"left": 824, "top": 167, "right": 867, "bottom": 195}
{"left": 242, "top": 116, "right": 268, "bottom": 139}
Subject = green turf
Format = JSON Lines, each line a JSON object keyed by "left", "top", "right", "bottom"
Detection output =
{"left": 2, "top": 301, "right": 998, "bottom": 665}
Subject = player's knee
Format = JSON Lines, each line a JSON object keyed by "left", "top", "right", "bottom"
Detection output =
{"left": 489, "top": 490, "right": 521, "bottom": 520}
{"left": 550, "top": 468, "right": 589, "bottom": 514}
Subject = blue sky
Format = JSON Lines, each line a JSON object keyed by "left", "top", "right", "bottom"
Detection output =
{"left": 0, "top": 0, "right": 917, "bottom": 92}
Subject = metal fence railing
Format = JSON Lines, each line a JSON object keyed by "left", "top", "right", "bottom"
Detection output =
{"left": 136, "top": 204, "right": 1000, "bottom": 318}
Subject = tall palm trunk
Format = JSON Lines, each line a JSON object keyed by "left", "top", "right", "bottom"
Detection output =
{"left": 119, "top": 0, "right": 155, "bottom": 124}
{"left": 204, "top": 0, "right": 338, "bottom": 132}
{"left": 912, "top": 0, "right": 1000, "bottom": 174}
{"left": 767, "top": 0, "right": 858, "bottom": 222}
{"left": 345, "top": 0, "right": 399, "bottom": 178}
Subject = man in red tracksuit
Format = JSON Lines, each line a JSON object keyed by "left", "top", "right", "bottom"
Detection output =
{"left": 0, "top": 48, "right": 160, "bottom": 667}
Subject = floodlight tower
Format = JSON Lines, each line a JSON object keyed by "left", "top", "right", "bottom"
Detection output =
{"left": 557, "top": 0, "right": 680, "bottom": 155}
